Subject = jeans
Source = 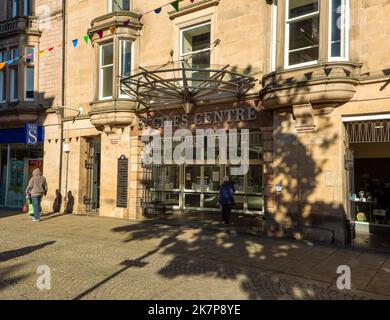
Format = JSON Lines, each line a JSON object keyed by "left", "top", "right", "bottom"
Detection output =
{"left": 221, "top": 205, "right": 232, "bottom": 224}
{"left": 31, "top": 195, "right": 42, "bottom": 220}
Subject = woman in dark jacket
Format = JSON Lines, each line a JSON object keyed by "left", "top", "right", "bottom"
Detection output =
{"left": 219, "top": 176, "right": 235, "bottom": 224}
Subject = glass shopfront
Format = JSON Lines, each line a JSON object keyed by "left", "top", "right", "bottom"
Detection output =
{"left": 0, "top": 126, "right": 44, "bottom": 208}
{"left": 148, "top": 131, "right": 264, "bottom": 214}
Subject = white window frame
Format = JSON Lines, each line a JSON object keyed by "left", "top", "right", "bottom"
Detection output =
{"left": 284, "top": 0, "right": 320, "bottom": 69}
{"left": 269, "top": 0, "right": 278, "bottom": 72}
{"left": 99, "top": 42, "right": 114, "bottom": 101}
{"left": 328, "top": 0, "right": 349, "bottom": 61}
{"left": 179, "top": 21, "right": 212, "bottom": 63}
{"left": 119, "top": 40, "right": 134, "bottom": 98}
{"left": 0, "top": 50, "right": 7, "bottom": 103}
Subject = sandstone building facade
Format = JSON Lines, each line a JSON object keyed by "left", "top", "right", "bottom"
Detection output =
{"left": 1, "top": 0, "right": 390, "bottom": 245}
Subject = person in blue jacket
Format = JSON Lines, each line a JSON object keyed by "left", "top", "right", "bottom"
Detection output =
{"left": 219, "top": 176, "right": 235, "bottom": 225}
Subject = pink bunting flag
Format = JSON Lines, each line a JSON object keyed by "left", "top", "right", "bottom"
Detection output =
{"left": 97, "top": 30, "right": 103, "bottom": 39}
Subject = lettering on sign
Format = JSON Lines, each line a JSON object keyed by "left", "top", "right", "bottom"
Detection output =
{"left": 146, "top": 107, "right": 257, "bottom": 129}
{"left": 26, "top": 123, "right": 38, "bottom": 145}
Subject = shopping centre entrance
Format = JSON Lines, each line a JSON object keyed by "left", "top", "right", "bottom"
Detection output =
{"left": 344, "top": 115, "right": 390, "bottom": 250}
{"left": 142, "top": 131, "right": 264, "bottom": 217}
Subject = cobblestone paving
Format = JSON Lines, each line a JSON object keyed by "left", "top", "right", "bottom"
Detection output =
{"left": 0, "top": 211, "right": 390, "bottom": 300}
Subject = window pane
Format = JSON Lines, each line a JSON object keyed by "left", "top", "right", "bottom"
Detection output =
{"left": 112, "top": 0, "right": 130, "bottom": 11}
{"left": 12, "top": 0, "right": 19, "bottom": 17}
{"left": 11, "top": 68, "right": 18, "bottom": 100}
{"left": 24, "top": 0, "right": 32, "bottom": 15}
{"left": 289, "top": 47, "right": 319, "bottom": 65}
{"left": 102, "top": 66, "right": 113, "bottom": 98}
{"left": 11, "top": 48, "right": 19, "bottom": 60}
{"left": 120, "top": 41, "right": 131, "bottom": 77}
{"left": 247, "top": 166, "right": 262, "bottom": 194}
{"left": 163, "top": 166, "right": 180, "bottom": 190}
{"left": 26, "top": 67, "right": 34, "bottom": 99}
{"left": 0, "top": 51, "right": 7, "bottom": 63}
{"left": 204, "top": 166, "right": 220, "bottom": 191}
{"left": 289, "top": 17, "right": 319, "bottom": 51}
{"left": 185, "top": 166, "right": 201, "bottom": 190}
{"left": 289, "top": 0, "right": 319, "bottom": 19}
{"left": 182, "top": 24, "right": 211, "bottom": 55}
{"left": 0, "top": 71, "right": 5, "bottom": 101}
{"left": 25, "top": 47, "right": 34, "bottom": 63}
{"left": 101, "top": 44, "right": 113, "bottom": 66}
{"left": 330, "top": 0, "right": 347, "bottom": 58}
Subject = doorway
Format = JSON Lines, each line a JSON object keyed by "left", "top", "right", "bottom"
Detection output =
{"left": 85, "top": 137, "right": 101, "bottom": 212}
{"left": 344, "top": 117, "right": 390, "bottom": 250}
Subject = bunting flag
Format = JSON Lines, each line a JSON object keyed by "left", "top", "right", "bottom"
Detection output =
{"left": 0, "top": 0, "right": 195, "bottom": 67}
{"left": 171, "top": 0, "right": 180, "bottom": 12}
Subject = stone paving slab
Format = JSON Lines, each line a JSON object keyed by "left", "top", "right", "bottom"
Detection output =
{"left": 0, "top": 211, "right": 390, "bottom": 300}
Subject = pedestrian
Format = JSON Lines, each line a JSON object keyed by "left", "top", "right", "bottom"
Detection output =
{"left": 26, "top": 168, "right": 48, "bottom": 222}
{"left": 219, "top": 176, "right": 235, "bottom": 225}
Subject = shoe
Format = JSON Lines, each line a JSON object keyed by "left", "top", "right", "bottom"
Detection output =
{"left": 32, "top": 218, "right": 40, "bottom": 222}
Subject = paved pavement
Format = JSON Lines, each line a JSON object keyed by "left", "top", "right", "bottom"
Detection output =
{"left": 1, "top": 210, "right": 390, "bottom": 300}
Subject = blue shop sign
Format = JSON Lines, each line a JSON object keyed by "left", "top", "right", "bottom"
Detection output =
{"left": 0, "top": 124, "right": 44, "bottom": 144}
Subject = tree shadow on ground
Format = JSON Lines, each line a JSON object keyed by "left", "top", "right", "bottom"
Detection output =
{"left": 0, "top": 263, "right": 30, "bottom": 293}
{"left": 0, "top": 241, "right": 56, "bottom": 263}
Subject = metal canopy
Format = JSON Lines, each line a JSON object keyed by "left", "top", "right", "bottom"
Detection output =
{"left": 120, "top": 62, "right": 257, "bottom": 113}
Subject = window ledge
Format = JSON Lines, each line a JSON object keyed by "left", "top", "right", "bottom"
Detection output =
{"left": 168, "top": 0, "right": 220, "bottom": 20}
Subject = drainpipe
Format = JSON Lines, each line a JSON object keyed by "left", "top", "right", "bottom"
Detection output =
{"left": 58, "top": 0, "right": 66, "bottom": 199}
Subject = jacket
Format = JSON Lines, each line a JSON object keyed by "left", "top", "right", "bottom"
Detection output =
{"left": 26, "top": 168, "right": 48, "bottom": 197}
{"left": 219, "top": 181, "right": 235, "bottom": 206}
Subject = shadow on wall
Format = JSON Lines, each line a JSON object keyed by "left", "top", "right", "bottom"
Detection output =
{"left": 65, "top": 191, "right": 74, "bottom": 214}
{"left": 52, "top": 189, "right": 62, "bottom": 213}
{"left": 267, "top": 113, "right": 347, "bottom": 244}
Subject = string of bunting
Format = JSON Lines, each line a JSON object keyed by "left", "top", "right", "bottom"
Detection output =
{"left": 0, "top": 0, "right": 196, "bottom": 70}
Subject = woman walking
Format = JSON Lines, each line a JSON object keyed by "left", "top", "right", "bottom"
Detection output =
{"left": 26, "top": 168, "right": 48, "bottom": 222}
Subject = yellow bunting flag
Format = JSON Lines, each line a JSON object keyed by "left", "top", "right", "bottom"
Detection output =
{"left": 110, "top": 26, "right": 116, "bottom": 34}
{"left": 0, "top": 62, "right": 5, "bottom": 70}
{"left": 39, "top": 50, "right": 45, "bottom": 57}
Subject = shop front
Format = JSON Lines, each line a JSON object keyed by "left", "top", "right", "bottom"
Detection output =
{"left": 344, "top": 115, "right": 390, "bottom": 239}
{"left": 139, "top": 103, "right": 272, "bottom": 216}
{"left": 0, "top": 124, "right": 44, "bottom": 208}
